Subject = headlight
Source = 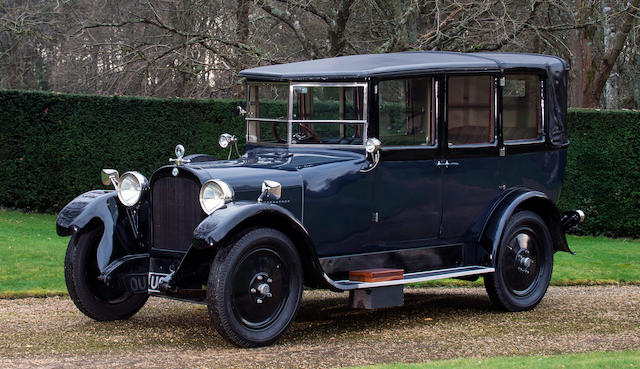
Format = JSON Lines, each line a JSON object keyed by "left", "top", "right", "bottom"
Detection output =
{"left": 199, "top": 180, "right": 234, "bottom": 214}
{"left": 117, "top": 171, "right": 149, "bottom": 207}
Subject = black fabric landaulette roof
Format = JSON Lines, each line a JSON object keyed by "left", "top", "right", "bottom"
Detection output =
{"left": 238, "top": 51, "right": 568, "bottom": 81}
{"left": 239, "top": 51, "right": 570, "bottom": 147}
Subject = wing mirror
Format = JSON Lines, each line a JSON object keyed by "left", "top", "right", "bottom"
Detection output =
{"left": 101, "top": 169, "right": 119, "bottom": 187}
{"left": 361, "top": 138, "right": 381, "bottom": 173}
{"left": 235, "top": 105, "right": 247, "bottom": 117}
{"left": 258, "top": 180, "right": 282, "bottom": 202}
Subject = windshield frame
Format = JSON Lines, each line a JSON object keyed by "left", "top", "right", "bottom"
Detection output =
{"left": 245, "top": 81, "right": 368, "bottom": 148}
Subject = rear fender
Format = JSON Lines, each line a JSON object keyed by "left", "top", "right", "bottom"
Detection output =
{"left": 480, "top": 188, "right": 572, "bottom": 266}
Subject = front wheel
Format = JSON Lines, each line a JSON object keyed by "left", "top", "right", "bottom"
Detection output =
{"left": 484, "top": 211, "right": 553, "bottom": 311}
{"left": 207, "top": 228, "right": 303, "bottom": 348}
{"left": 65, "top": 226, "right": 148, "bottom": 321}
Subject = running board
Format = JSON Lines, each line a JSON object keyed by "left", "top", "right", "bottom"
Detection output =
{"left": 324, "top": 265, "right": 495, "bottom": 291}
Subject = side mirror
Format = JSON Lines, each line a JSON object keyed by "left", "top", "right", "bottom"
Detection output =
{"left": 235, "top": 105, "right": 247, "bottom": 117}
{"left": 101, "top": 169, "right": 119, "bottom": 187}
{"left": 361, "top": 138, "right": 381, "bottom": 173}
{"left": 257, "top": 180, "right": 282, "bottom": 202}
{"left": 365, "top": 138, "right": 381, "bottom": 155}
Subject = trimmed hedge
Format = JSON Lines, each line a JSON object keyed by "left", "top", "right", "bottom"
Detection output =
{"left": 0, "top": 90, "right": 245, "bottom": 211}
{"left": 0, "top": 90, "right": 638, "bottom": 237}
{"left": 558, "top": 109, "right": 640, "bottom": 238}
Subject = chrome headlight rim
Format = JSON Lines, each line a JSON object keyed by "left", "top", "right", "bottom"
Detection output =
{"left": 199, "top": 179, "right": 234, "bottom": 215}
{"left": 116, "top": 171, "right": 149, "bottom": 207}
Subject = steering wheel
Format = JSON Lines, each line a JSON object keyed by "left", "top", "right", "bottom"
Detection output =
{"left": 297, "top": 124, "right": 322, "bottom": 143}
{"left": 271, "top": 117, "right": 287, "bottom": 143}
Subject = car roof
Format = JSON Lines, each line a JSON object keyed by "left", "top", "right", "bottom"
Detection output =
{"left": 238, "top": 51, "right": 569, "bottom": 81}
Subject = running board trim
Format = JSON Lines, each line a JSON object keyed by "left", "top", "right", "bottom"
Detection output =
{"left": 324, "top": 265, "right": 495, "bottom": 291}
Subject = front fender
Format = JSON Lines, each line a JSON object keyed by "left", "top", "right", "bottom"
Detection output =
{"left": 191, "top": 201, "right": 328, "bottom": 288}
{"left": 193, "top": 201, "right": 306, "bottom": 249}
{"left": 56, "top": 190, "right": 119, "bottom": 272}
{"left": 480, "top": 188, "right": 572, "bottom": 266}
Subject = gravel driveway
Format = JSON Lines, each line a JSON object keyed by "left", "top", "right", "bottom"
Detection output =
{"left": 1, "top": 285, "right": 639, "bottom": 368}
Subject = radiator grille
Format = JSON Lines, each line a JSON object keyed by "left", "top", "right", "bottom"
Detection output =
{"left": 152, "top": 176, "right": 203, "bottom": 252}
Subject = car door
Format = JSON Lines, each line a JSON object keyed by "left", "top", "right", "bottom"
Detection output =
{"left": 366, "top": 77, "right": 453, "bottom": 271}
{"left": 440, "top": 74, "right": 502, "bottom": 249}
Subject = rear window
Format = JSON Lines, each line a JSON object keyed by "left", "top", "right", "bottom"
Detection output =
{"left": 503, "top": 74, "right": 543, "bottom": 142}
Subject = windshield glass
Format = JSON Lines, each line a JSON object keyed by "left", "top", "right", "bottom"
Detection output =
{"left": 247, "top": 83, "right": 288, "bottom": 120}
{"left": 246, "top": 82, "right": 367, "bottom": 146}
{"left": 293, "top": 86, "right": 364, "bottom": 120}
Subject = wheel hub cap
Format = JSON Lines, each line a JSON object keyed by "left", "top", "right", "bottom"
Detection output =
{"left": 250, "top": 273, "right": 274, "bottom": 304}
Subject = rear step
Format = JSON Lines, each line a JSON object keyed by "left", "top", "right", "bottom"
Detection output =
{"left": 325, "top": 265, "right": 495, "bottom": 291}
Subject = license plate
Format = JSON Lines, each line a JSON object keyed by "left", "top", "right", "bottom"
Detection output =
{"left": 148, "top": 272, "right": 169, "bottom": 293}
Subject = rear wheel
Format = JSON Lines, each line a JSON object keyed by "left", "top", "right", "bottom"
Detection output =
{"left": 207, "top": 228, "right": 303, "bottom": 347}
{"left": 65, "top": 226, "right": 148, "bottom": 321}
{"left": 484, "top": 211, "right": 553, "bottom": 311}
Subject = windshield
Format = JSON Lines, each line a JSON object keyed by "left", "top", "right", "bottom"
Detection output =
{"left": 246, "top": 82, "right": 367, "bottom": 146}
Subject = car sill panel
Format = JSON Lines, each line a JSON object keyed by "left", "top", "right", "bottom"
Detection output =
{"left": 324, "top": 265, "right": 495, "bottom": 290}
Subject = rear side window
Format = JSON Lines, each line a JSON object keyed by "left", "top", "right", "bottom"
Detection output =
{"left": 503, "top": 74, "right": 543, "bottom": 142}
{"left": 378, "top": 78, "right": 436, "bottom": 146}
{"left": 447, "top": 75, "right": 495, "bottom": 146}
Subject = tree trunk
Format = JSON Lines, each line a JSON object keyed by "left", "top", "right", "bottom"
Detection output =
{"left": 582, "top": 0, "right": 640, "bottom": 108}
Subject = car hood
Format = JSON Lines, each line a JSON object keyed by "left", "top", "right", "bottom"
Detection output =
{"left": 150, "top": 148, "right": 367, "bottom": 219}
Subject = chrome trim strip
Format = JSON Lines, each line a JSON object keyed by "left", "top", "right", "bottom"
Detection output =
{"left": 291, "top": 82, "right": 368, "bottom": 88}
{"left": 290, "top": 119, "right": 367, "bottom": 124}
{"left": 292, "top": 143, "right": 365, "bottom": 149}
{"left": 323, "top": 266, "right": 495, "bottom": 290}
{"left": 245, "top": 118, "right": 288, "bottom": 123}
{"left": 288, "top": 83, "right": 294, "bottom": 145}
{"left": 541, "top": 78, "right": 545, "bottom": 140}
{"left": 433, "top": 79, "right": 439, "bottom": 147}
{"left": 494, "top": 76, "right": 499, "bottom": 143}
{"left": 504, "top": 138, "right": 545, "bottom": 145}
{"left": 448, "top": 142, "right": 499, "bottom": 149}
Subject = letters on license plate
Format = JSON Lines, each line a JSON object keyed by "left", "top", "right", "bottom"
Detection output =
{"left": 148, "top": 272, "right": 169, "bottom": 293}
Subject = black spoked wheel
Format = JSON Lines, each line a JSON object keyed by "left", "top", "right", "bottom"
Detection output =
{"left": 484, "top": 211, "right": 553, "bottom": 311}
{"left": 207, "top": 228, "right": 303, "bottom": 348}
{"left": 65, "top": 226, "right": 148, "bottom": 321}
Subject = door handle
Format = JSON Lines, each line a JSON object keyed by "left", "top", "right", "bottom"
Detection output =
{"left": 436, "top": 160, "right": 460, "bottom": 168}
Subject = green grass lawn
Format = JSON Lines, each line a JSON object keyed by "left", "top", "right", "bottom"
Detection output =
{"left": 0, "top": 210, "right": 67, "bottom": 297}
{"left": 351, "top": 350, "right": 640, "bottom": 369}
{"left": 1, "top": 208, "right": 639, "bottom": 297}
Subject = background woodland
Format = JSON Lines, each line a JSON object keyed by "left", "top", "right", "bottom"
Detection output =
{"left": 2, "top": 0, "right": 640, "bottom": 108}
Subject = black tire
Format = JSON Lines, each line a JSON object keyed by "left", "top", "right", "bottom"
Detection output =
{"left": 484, "top": 211, "right": 553, "bottom": 312}
{"left": 207, "top": 228, "right": 303, "bottom": 348}
{"left": 65, "top": 226, "right": 148, "bottom": 321}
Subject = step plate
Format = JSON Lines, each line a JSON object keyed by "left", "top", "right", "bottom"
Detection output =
{"left": 325, "top": 266, "right": 495, "bottom": 291}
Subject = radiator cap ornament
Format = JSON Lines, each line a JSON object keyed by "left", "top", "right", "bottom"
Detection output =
{"left": 169, "top": 144, "right": 190, "bottom": 166}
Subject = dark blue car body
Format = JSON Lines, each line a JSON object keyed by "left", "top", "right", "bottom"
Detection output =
{"left": 57, "top": 51, "right": 582, "bottom": 347}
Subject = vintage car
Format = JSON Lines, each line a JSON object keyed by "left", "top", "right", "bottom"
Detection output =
{"left": 57, "top": 51, "right": 584, "bottom": 348}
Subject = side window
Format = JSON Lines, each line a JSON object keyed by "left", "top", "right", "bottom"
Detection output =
{"left": 503, "top": 74, "right": 543, "bottom": 142}
{"left": 447, "top": 75, "right": 495, "bottom": 146}
{"left": 378, "top": 78, "right": 436, "bottom": 146}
